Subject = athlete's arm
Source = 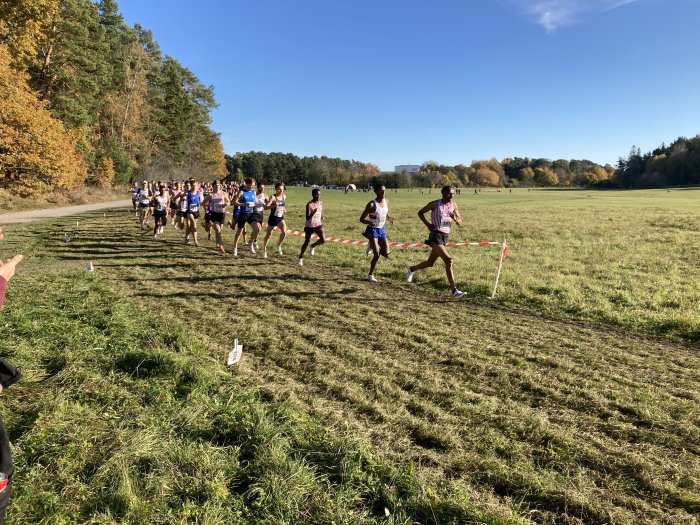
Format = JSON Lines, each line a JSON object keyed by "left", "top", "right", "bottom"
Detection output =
{"left": 359, "top": 201, "right": 375, "bottom": 225}
{"left": 305, "top": 202, "right": 314, "bottom": 221}
{"left": 452, "top": 203, "right": 462, "bottom": 227}
{"left": 417, "top": 201, "right": 437, "bottom": 230}
{"left": 386, "top": 199, "right": 395, "bottom": 225}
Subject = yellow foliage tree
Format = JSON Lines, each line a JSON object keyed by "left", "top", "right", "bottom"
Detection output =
{"left": 0, "top": 44, "right": 86, "bottom": 195}
{"left": 475, "top": 168, "right": 500, "bottom": 187}
{"left": 0, "top": 0, "right": 59, "bottom": 72}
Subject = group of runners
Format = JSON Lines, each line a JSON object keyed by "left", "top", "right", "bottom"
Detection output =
{"left": 129, "top": 179, "right": 467, "bottom": 297}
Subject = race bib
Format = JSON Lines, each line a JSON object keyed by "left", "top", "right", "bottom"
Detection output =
{"left": 190, "top": 205, "right": 199, "bottom": 213}
{"left": 275, "top": 206, "right": 285, "bottom": 217}
{"left": 211, "top": 204, "right": 224, "bottom": 213}
{"left": 440, "top": 213, "right": 452, "bottom": 230}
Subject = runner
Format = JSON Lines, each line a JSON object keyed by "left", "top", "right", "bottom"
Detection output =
{"left": 151, "top": 184, "right": 169, "bottom": 240}
{"left": 184, "top": 179, "right": 203, "bottom": 246}
{"left": 231, "top": 178, "right": 256, "bottom": 257}
{"left": 129, "top": 182, "right": 139, "bottom": 215}
{"left": 248, "top": 182, "right": 268, "bottom": 254}
{"left": 360, "top": 183, "right": 394, "bottom": 282}
{"left": 169, "top": 181, "right": 182, "bottom": 226}
{"left": 262, "top": 182, "right": 287, "bottom": 258}
{"left": 137, "top": 180, "right": 152, "bottom": 230}
{"left": 298, "top": 188, "right": 325, "bottom": 266}
{"left": 406, "top": 185, "right": 466, "bottom": 298}
{"left": 175, "top": 182, "right": 188, "bottom": 232}
{"left": 202, "top": 180, "right": 230, "bottom": 254}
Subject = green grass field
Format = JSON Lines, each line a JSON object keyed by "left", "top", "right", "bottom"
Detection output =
{"left": 0, "top": 187, "right": 699, "bottom": 524}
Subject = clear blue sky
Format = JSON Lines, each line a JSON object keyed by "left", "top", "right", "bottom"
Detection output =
{"left": 115, "top": 0, "right": 700, "bottom": 171}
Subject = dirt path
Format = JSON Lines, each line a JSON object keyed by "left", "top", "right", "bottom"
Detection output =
{"left": 0, "top": 199, "right": 131, "bottom": 225}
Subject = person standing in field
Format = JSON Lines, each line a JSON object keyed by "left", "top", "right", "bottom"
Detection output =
{"left": 298, "top": 188, "right": 325, "bottom": 266}
{"left": 406, "top": 185, "right": 466, "bottom": 298}
{"left": 360, "top": 183, "right": 394, "bottom": 282}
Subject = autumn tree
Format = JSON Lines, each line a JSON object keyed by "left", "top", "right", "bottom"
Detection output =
{"left": 0, "top": 44, "right": 86, "bottom": 194}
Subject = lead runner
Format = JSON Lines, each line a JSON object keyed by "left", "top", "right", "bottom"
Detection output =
{"left": 406, "top": 185, "right": 466, "bottom": 298}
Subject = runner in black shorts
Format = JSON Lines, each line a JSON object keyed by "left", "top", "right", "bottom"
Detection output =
{"left": 298, "top": 188, "right": 325, "bottom": 266}
{"left": 151, "top": 184, "right": 169, "bottom": 240}
{"left": 232, "top": 178, "right": 256, "bottom": 257}
{"left": 202, "top": 181, "right": 230, "bottom": 254}
{"left": 406, "top": 185, "right": 466, "bottom": 298}
{"left": 262, "top": 183, "right": 287, "bottom": 258}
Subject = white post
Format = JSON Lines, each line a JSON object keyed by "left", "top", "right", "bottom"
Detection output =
{"left": 490, "top": 239, "right": 507, "bottom": 299}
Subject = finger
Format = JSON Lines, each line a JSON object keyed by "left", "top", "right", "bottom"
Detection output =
{"left": 5, "top": 254, "right": 23, "bottom": 266}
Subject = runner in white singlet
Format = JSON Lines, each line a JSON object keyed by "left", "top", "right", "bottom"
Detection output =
{"left": 360, "top": 183, "right": 394, "bottom": 282}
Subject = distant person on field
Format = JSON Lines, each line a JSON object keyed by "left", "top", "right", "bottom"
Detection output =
{"left": 0, "top": 227, "right": 24, "bottom": 524}
{"left": 406, "top": 185, "right": 466, "bottom": 298}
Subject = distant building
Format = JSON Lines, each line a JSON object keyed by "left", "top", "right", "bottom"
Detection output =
{"left": 394, "top": 164, "right": 421, "bottom": 174}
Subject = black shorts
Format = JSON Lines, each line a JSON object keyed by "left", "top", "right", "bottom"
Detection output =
{"left": 177, "top": 211, "right": 187, "bottom": 218}
{"left": 304, "top": 226, "right": 323, "bottom": 237}
{"left": 170, "top": 202, "right": 179, "bottom": 211}
{"left": 268, "top": 215, "right": 284, "bottom": 228}
{"left": 138, "top": 203, "right": 150, "bottom": 209}
{"left": 154, "top": 210, "right": 167, "bottom": 219}
{"left": 426, "top": 230, "right": 449, "bottom": 246}
{"left": 187, "top": 211, "right": 200, "bottom": 219}
{"left": 209, "top": 212, "right": 225, "bottom": 224}
{"left": 236, "top": 213, "right": 257, "bottom": 228}
{"left": 204, "top": 210, "right": 213, "bottom": 223}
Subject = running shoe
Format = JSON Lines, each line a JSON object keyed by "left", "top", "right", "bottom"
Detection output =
{"left": 219, "top": 245, "right": 226, "bottom": 255}
{"left": 367, "top": 274, "right": 378, "bottom": 283}
{"left": 159, "top": 226, "right": 164, "bottom": 234}
{"left": 254, "top": 241, "right": 259, "bottom": 251}
{"left": 263, "top": 251, "right": 268, "bottom": 259}
{"left": 406, "top": 266, "right": 414, "bottom": 283}
{"left": 277, "top": 245, "right": 284, "bottom": 256}
{"left": 208, "top": 232, "right": 211, "bottom": 240}
{"left": 194, "top": 241, "right": 200, "bottom": 247}
{"left": 233, "top": 247, "right": 238, "bottom": 257}
{"left": 452, "top": 289, "right": 466, "bottom": 298}
{"left": 184, "top": 237, "right": 189, "bottom": 245}
{"left": 249, "top": 242, "right": 256, "bottom": 254}
{"left": 298, "top": 258, "right": 303, "bottom": 266}
{"left": 153, "top": 234, "right": 158, "bottom": 241}
{"left": 310, "top": 246, "right": 315, "bottom": 256}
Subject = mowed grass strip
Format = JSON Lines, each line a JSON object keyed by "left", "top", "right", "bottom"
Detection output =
{"left": 0, "top": 202, "right": 695, "bottom": 524}
{"left": 0, "top": 273, "right": 513, "bottom": 524}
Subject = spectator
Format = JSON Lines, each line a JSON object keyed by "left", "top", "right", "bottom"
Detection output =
{"left": 0, "top": 226, "right": 23, "bottom": 523}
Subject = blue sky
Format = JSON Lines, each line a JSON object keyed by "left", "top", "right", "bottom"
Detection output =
{"left": 115, "top": 0, "right": 700, "bottom": 171}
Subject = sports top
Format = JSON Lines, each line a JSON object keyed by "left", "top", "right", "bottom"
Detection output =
{"left": 239, "top": 189, "right": 256, "bottom": 213}
{"left": 431, "top": 199, "right": 456, "bottom": 234}
{"left": 305, "top": 201, "right": 322, "bottom": 228}
{"left": 370, "top": 199, "right": 388, "bottom": 228}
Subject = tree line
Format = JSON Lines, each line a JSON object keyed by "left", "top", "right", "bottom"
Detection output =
{"left": 616, "top": 136, "right": 700, "bottom": 188}
{"left": 225, "top": 152, "right": 380, "bottom": 187}
{"left": 0, "top": 0, "right": 226, "bottom": 196}
{"left": 228, "top": 136, "right": 700, "bottom": 190}
{"left": 225, "top": 152, "right": 617, "bottom": 189}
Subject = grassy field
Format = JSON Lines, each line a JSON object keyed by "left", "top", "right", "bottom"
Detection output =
{"left": 0, "top": 187, "right": 698, "bottom": 524}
